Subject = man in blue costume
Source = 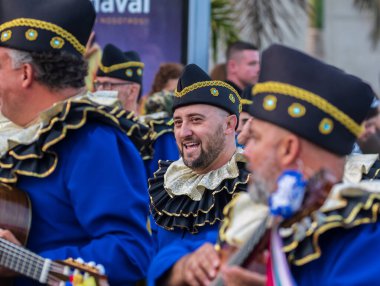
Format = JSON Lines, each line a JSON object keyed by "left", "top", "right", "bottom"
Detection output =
{"left": 94, "top": 43, "right": 179, "bottom": 177}
{"left": 221, "top": 44, "right": 378, "bottom": 285}
{"left": 148, "top": 64, "right": 250, "bottom": 285}
{"left": 0, "top": 0, "right": 152, "bottom": 285}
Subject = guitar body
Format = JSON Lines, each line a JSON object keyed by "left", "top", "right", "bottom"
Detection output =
{"left": 0, "top": 184, "right": 31, "bottom": 286}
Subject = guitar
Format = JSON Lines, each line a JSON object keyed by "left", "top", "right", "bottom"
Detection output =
{"left": 0, "top": 184, "right": 109, "bottom": 286}
{"left": 211, "top": 170, "right": 335, "bottom": 286}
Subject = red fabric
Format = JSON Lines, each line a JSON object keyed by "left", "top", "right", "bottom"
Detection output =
{"left": 266, "top": 244, "right": 274, "bottom": 286}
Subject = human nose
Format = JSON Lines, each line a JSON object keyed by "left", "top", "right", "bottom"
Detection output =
{"left": 177, "top": 122, "right": 193, "bottom": 138}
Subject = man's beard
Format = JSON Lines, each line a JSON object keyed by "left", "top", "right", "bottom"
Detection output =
{"left": 249, "top": 152, "right": 281, "bottom": 205}
{"left": 180, "top": 123, "right": 226, "bottom": 170}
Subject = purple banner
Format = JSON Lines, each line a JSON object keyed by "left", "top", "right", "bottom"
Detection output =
{"left": 90, "top": 0, "right": 187, "bottom": 95}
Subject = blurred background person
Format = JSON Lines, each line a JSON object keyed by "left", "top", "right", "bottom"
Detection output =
{"left": 225, "top": 41, "right": 260, "bottom": 95}
{"left": 210, "top": 62, "right": 227, "bottom": 81}
{"left": 141, "top": 62, "right": 183, "bottom": 115}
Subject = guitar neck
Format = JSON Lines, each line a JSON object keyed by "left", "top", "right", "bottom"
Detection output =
{"left": 227, "top": 217, "right": 269, "bottom": 267}
{"left": 0, "top": 238, "right": 61, "bottom": 284}
{"left": 211, "top": 217, "right": 269, "bottom": 286}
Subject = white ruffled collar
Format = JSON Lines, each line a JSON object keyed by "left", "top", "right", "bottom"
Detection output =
{"left": 164, "top": 148, "right": 246, "bottom": 201}
{"left": 0, "top": 91, "right": 89, "bottom": 157}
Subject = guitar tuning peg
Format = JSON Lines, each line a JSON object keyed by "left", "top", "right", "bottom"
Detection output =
{"left": 87, "top": 261, "right": 96, "bottom": 267}
{"left": 96, "top": 264, "right": 106, "bottom": 275}
{"left": 75, "top": 257, "right": 85, "bottom": 264}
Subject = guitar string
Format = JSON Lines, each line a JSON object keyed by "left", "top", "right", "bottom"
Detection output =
{"left": 0, "top": 238, "right": 98, "bottom": 284}
{"left": 0, "top": 238, "right": 67, "bottom": 283}
{"left": 0, "top": 238, "right": 46, "bottom": 280}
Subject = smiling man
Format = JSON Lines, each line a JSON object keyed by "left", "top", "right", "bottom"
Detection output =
{"left": 148, "top": 64, "right": 251, "bottom": 285}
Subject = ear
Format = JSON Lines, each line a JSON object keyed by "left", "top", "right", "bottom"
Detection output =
{"left": 224, "top": 114, "right": 237, "bottom": 135}
{"left": 277, "top": 134, "right": 301, "bottom": 168}
{"left": 21, "top": 63, "right": 34, "bottom": 88}
{"left": 226, "top": 59, "right": 237, "bottom": 73}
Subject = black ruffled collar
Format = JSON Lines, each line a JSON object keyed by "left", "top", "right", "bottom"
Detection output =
{"left": 282, "top": 189, "right": 380, "bottom": 266}
{"left": 0, "top": 97, "right": 153, "bottom": 184}
{"left": 149, "top": 159, "right": 250, "bottom": 234}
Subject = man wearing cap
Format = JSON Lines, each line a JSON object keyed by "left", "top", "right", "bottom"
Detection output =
{"left": 147, "top": 64, "right": 250, "bottom": 285}
{"left": 95, "top": 43, "right": 144, "bottom": 113}
{"left": 220, "top": 44, "right": 379, "bottom": 285}
{"left": 0, "top": 0, "right": 152, "bottom": 285}
{"left": 94, "top": 43, "right": 179, "bottom": 177}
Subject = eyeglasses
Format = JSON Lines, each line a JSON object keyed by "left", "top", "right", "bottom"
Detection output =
{"left": 93, "top": 81, "right": 133, "bottom": 90}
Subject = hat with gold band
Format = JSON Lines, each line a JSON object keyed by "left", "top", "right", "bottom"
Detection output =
{"left": 0, "top": 0, "right": 95, "bottom": 57}
{"left": 173, "top": 64, "right": 241, "bottom": 117}
{"left": 249, "top": 44, "right": 375, "bottom": 155}
{"left": 241, "top": 84, "right": 254, "bottom": 113}
{"left": 97, "top": 44, "right": 144, "bottom": 85}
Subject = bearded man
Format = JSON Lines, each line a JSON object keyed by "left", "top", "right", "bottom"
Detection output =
{"left": 148, "top": 64, "right": 250, "bottom": 285}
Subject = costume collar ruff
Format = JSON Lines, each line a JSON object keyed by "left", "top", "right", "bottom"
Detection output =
{"left": 164, "top": 149, "right": 246, "bottom": 201}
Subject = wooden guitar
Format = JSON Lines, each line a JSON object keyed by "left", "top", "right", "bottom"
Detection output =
{"left": 210, "top": 170, "right": 336, "bottom": 286}
{"left": 0, "top": 184, "right": 109, "bottom": 286}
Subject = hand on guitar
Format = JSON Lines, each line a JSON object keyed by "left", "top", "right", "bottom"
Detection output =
{"left": 221, "top": 266, "right": 266, "bottom": 286}
{"left": 165, "top": 243, "right": 220, "bottom": 286}
{"left": 0, "top": 228, "right": 22, "bottom": 277}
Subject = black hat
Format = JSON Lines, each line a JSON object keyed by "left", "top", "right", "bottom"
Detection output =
{"left": 173, "top": 64, "right": 241, "bottom": 117}
{"left": 0, "top": 0, "right": 95, "bottom": 58}
{"left": 249, "top": 44, "right": 375, "bottom": 155}
{"left": 97, "top": 44, "right": 144, "bottom": 85}
{"left": 241, "top": 84, "right": 254, "bottom": 113}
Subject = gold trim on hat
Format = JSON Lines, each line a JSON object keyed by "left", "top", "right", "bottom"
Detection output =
{"left": 174, "top": 80, "right": 240, "bottom": 101}
{"left": 98, "top": 61, "right": 145, "bottom": 74}
{"left": 253, "top": 81, "right": 364, "bottom": 137}
{"left": 0, "top": 18, "right": 86, "bottom": 54}
{"left": 240, "top": 99, "right": 253, "bottom": 105}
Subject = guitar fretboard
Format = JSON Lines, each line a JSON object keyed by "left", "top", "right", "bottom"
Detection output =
{"left": 210, "top": 216, "right": 269, "bottom": 286}
{"left": 0, "top": 238, "right": 57, "bottom": 283}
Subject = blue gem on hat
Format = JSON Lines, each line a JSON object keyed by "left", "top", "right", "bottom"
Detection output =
{"left": 210, "top": 88, "right": 219, "bottom": 96}
{"left": 1, "top": 30, "right": 12, "bottom": 42}
{"left": 319, "top": 118, "right": 334, "bottom": 135}
{"left": 263, "top": 95, "right": 277, "bottom": 111}
{"left": 50, "top": 37, "right": 64, "bottom": 49}
{"left": 288, "top": 103, "right": 306, "bottom": 118}
{"left": 126, "top": 69, "right": 133, "bottom": 77}
{"left": 25, "top": 29, "right": 38, "bottom": 41}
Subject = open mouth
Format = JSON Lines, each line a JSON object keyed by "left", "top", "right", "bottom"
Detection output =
{"left": 184, "top": 142, "right": 200, "bottom": 149}
{"left": 183, "top": 142, "right": 201, "bottom": 152}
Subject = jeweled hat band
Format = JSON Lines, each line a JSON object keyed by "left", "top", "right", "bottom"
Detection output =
{"left": 0, "top": 18, "right": 86, "bottom": 56}
{"left": 98, "top": 61, "right": 144, "bottom": 80}
{"left": 253, "top": 81, "right": 363, "bottom": 137}
{"left": 251, "top": 81, "right": 364, "bottom": 155}
{"left": 174, "top": 80, "right": 242, "bottom": 116}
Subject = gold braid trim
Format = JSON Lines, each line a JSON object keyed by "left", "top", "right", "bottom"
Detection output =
{"left": 174, "top": 80, "right": 241, "bottom": 101}
{"left": 284, "top": 193, "right": 380, "bottom": 266}
{"left": 0, "top": 98, "right": 147, "bottom": 183}
{"left": 98, "top": 61, "right": 144, "bottom": 74}
{"left": 0, "top": 18, "right": 85, "bottom": 55}
{"left": 253, "top": 81, "right": 364, "bottom": 137}
{"left": 240, "top": 99, "right": 253, "bottom": 105}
